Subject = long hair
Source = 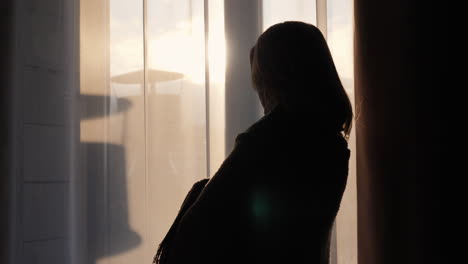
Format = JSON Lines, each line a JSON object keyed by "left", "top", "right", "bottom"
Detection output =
{"left": 250, "top": 21, "right": 353, "bottom": 137}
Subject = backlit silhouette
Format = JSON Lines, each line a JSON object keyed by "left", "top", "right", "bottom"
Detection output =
{"left": 155, "top": 21, "right": 353, "bottom": 264}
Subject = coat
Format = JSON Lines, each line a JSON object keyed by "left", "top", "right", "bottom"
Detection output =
{"left": 163, "top": 105, "right": 350, "bottom": 264}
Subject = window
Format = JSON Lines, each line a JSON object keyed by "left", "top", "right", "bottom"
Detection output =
{"left": 79, "top": 1, "right": 356, "bottom": 263}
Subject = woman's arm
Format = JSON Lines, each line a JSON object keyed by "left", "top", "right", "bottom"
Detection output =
{"left": 165, "top": 134, "right": 255, "bottom": 264}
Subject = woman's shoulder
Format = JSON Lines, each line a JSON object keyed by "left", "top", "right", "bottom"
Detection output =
{"left": 239, "top": 106, "right": 347, "bottom": 147}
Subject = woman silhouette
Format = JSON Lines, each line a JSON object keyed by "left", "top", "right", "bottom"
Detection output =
{"left": 155, "top": 21, "right": 353, "bottom": 264}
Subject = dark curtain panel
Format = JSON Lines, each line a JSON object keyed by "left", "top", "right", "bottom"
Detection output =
{"left": 354, "top": 0, "right": 440, "bottom": 264}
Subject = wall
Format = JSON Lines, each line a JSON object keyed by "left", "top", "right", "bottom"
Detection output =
{"left": 4, "top": 0, "right": 79, "bottom": 263}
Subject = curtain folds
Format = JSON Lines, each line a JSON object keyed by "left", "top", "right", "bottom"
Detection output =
{"left": 354, "top": 0, "right": 440, "bottom": 263}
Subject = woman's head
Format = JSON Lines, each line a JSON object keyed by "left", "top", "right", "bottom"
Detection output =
{"left": 250, "top": 21, "right": 353, "bottom": 137}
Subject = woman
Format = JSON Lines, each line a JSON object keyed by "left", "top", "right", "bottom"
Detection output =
{"left": 155, "top": 21, "right": 352, "bottom": 264}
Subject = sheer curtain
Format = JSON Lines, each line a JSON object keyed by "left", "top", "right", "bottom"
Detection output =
{"left": 326, "top": 0, "right": 357, "bottom": 263}
{"left": 79, "top": 1, "right": 356, "bottom": 263}
{"left": 80, "top": 0, "right": 207, "bottom": 262}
